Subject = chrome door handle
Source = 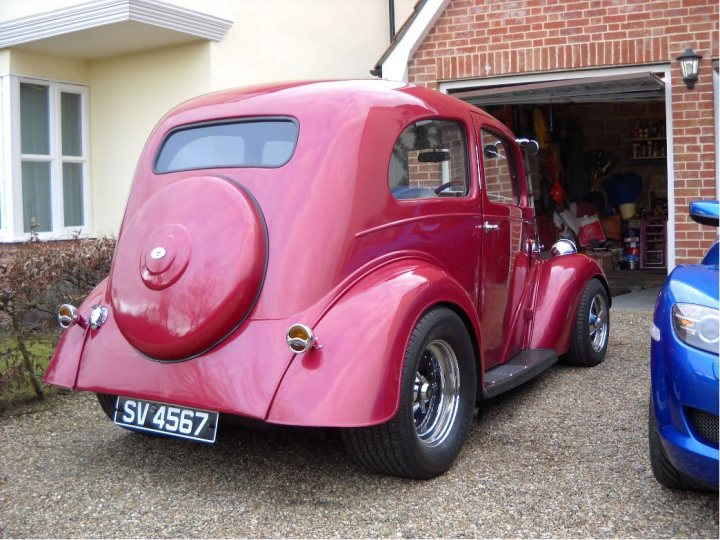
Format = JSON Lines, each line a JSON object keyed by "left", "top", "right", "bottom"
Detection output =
{"left": 483, "top": 221, "right": 499, "bottom": 231}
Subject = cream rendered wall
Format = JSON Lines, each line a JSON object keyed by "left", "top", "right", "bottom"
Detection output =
{"left": 202, "top": 0, "right": 417, "bottom": 87}
{"left": 90, "top": 0, "right": 416, "bottom": 87}
{"left": 88, "top": 41, "right": 211, "bottom": 235}
{"left": 7, "top": 48, "right": 90, "bottom": 82}
{"left": 0, "top": 51, "right": 9, "bottom": 75}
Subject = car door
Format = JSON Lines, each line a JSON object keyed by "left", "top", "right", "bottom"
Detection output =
{"left": 472, "top": 113, "right": 536, "bottom": 368}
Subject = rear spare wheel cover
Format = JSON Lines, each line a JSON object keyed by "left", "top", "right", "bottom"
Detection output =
{"left": 110, "top": 176, "right": 267, "bottom": 360}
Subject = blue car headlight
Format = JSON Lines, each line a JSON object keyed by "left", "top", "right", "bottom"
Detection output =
{"left": 672, "top": 303, "right": 719, "bottom": 354}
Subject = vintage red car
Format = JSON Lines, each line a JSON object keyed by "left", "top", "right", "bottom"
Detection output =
{"left": 46, "top": 80, "right": 610, "bottom": 479}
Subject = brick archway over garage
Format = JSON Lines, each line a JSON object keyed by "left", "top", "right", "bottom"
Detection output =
{"left": 406, "top": 0, "right": 719, "bottom": 265}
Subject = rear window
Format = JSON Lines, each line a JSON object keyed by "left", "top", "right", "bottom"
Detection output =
{"left": 154, "top": 118, "right": 299, "bottom": 173}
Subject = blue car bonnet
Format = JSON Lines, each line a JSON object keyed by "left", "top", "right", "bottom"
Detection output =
{"left": 667, "top": 264, "right": 719, "bottom": 309}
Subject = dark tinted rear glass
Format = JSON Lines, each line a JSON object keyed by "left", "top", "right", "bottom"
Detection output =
{"left": 155, "top": 119, "right": 298, "bottom": 173}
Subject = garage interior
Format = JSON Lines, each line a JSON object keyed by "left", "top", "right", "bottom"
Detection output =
{"left": 451, "top": 72, "right": 669, "bottom": 295}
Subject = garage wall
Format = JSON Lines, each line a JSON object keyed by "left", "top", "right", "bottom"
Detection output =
{"left": 407, "top": 0, "right": 718, "bottom": 264}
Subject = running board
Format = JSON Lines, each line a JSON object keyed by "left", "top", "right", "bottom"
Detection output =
{"left": 483, "top": 349, "right": 558, "bottom": 399}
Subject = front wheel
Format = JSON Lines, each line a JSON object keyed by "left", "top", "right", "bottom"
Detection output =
{"left": 341, "top": 308, "right": 476, "bottom": 479}
{"left": 648, "top": 399, "right": 688, "bottom": 490}
{"left": 564, "top": 278, "right": 609, "bottom": 367}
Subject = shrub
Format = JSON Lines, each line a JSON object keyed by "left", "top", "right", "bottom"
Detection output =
{"left": 0, "top": 237, "right": 115, "bottom": 402}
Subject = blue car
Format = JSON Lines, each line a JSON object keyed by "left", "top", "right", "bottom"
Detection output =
{"left": 649, "top": 200, "right": 719, "bottom": 491}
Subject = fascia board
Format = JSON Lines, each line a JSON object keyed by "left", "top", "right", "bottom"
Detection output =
{"left": 382, "top": 0, "right": 451, "bottom": 82}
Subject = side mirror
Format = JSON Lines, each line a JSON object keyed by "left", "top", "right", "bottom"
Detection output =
{"left": 689, "top": 200, "right": 719, "bottom": 227}
{"left": 550, "top": 239, "right": 577, "bottom": 257}
{"left": 483, "top": 144, "right": 499, "bottom": 159}
{"left": 515, "top": 138, "right": 540, "bottom": 156}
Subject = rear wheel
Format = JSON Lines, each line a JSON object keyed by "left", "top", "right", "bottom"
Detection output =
{"left": 564, "top": 278, "right": 609, "bottom": 367}
{"left": 342, "top": 308, "right": 476, "bottom": 479}
{"left": 96, "top": 393, "right": 116, "bottom": 420}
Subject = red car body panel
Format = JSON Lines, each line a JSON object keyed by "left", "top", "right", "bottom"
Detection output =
{"left": 530, "top": 255, "right": 607, "bottom": 352}
{"left": 44, "top": 80, "right": 608, "bottom": 427}
{"left": 44, "top": 283, "right": 106, "bottom": 389}
{"left": 268, "top": 258, "right": 479, "bottom": 427}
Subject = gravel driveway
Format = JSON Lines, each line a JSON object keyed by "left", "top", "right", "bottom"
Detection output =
{"left": 1, "top": 309, "right": 717, "bottom": 538}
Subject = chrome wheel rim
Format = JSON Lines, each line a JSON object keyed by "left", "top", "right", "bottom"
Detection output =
{"left": 588, "top": 293, "right": 609, "bottom": 353}
{"left": 413, "top": 339, "right": 460, "bottom": 448}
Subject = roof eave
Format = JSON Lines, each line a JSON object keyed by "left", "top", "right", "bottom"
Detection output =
{"left": 371, "top": 0, "right": 450, "bottom": 82}
{"left": 0, "top": 0, "right": 233, "bottom": 57}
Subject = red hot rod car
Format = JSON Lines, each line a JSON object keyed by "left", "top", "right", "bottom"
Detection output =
{"left": 46, "top": 80, "right": 610, "bottom": 479}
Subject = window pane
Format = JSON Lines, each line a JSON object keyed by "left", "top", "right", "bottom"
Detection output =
{"left": 155, "top": 119, "right": 299, "bottom": 172}
{"left": 481, "top": 130, "right": 519, "bottom": 204}
{"left": 63, "top": 162, "right": 84, "bottom": 227}
{"left": 22, "top": 161, "right": 52, "bottom": 232}
{"left": 389, "top": 120, "right": 468, "bottom": 200}
{"left": 20, "top": 83, "right": 50, "bottom": 155}
{"left": 61, "top": 92, "right": 83, "bottom": 157}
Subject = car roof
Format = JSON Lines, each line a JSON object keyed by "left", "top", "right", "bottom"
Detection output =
{"left": 161, "top": 79, "right": 498, "bottom": 127}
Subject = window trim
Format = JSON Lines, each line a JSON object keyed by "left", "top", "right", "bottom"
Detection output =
{"left": 479, "top": 127, "right": 521, "bottom": 206}
{"left": 153, "top": 116, "right": 300, "bottom": 174}
{"left": 2, "top": 76, "right": 91, "bottom": 241}
{"left": 0, "top": 75, "right": 14, "bottom": 237}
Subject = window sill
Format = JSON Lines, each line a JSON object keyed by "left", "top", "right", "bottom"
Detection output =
{"left": 0, "top": 231, "right": 96, "bottom": 243}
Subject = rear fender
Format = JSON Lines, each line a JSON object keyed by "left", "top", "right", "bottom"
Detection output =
{"left": 266, "top": 260, "right": 479, "bottom": 427}
{"left": 529, "top": 254, "right": 609, "bottom": 354}
{"left": 43, "top": 278, "right": 108, "bottom": 389}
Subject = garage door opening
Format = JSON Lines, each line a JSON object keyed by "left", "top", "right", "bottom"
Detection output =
{"left": 449, "top": 71, "right": 671, "bottom": 292}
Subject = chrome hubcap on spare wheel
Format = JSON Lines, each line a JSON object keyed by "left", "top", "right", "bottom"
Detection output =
{"left": 589, "top": 294, "right": 608, "bottom": 353}
{"left": 413, "top": 339, "right": 460, "bottom": 447}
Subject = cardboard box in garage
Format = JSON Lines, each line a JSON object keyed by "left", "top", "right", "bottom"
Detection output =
{"left": 589, "top": 251, "right": 614, "bottom": 273}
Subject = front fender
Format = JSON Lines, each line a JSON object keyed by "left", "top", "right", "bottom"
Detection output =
{"left": 266, "top": 259, "right": 479, "bottom": 427}
{"left": 529, "top": 254, "right": 609, "bottom": 354}
{"left": 43, "top": 278, "right": 108, "bottom": 389}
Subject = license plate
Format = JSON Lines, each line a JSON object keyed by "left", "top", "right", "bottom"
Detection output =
{"left": 113, "top": 396, "right": 218, "bottom": 443}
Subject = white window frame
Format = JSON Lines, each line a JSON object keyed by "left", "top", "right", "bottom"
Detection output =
{"left": 1, "top": 76, "right": 91, "bottom": 241}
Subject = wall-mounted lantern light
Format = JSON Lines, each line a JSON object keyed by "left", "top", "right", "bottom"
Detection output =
{"left": 677, "top": 48, "right": 702, "bottom": 89}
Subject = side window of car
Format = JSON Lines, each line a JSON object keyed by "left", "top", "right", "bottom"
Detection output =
{"left": 389, "top": 120, "right": 468, "bottom": 200}
{"left": 480, "top": 129, "right": 519, "bottom": 205}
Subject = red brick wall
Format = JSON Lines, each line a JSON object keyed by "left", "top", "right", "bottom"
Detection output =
{"left": 408, "top": 0, "right": 719, "bottom": 264}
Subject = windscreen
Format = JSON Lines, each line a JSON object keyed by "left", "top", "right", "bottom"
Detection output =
{"left": 154, "top": 119, "right": 299, "bottom": 173}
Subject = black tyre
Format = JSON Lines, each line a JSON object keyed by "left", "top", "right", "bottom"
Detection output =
{"left": 564, "top": 278, "right": 609, "bottom": 367}
{"left": 648, "top": 398, "right": 687, "bottom": 490}
{"left": 97, "top": 393, "right": 117, "bottom": 420}
{"left": 341, "top": 308, "right": 476, "bottom": 479}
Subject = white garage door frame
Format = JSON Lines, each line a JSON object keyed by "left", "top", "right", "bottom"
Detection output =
{"left": 440, "top": 64, "right": 676, "bottom": 271}
{"left": 714, "top": 61, "right": 719, "bottom": 195}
